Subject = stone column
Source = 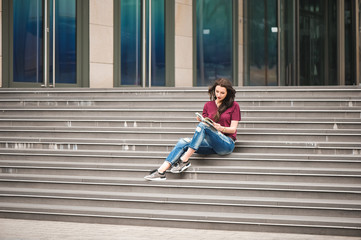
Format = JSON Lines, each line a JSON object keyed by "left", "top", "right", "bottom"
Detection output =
{"left": 89, "top": 0, "right": 113, "bottom": 88}
{"left": 175, "top": 0, "right": 193, "bottom": 87}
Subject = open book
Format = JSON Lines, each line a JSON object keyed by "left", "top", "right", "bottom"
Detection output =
{"left": 195, "top": 112, "right": 218, "bottom": 131}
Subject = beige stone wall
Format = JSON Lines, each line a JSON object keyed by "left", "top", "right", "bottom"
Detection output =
{"left": 0, "top": 0, "right": 2, "bottom": 88}
{"left": 175, "top": 0, "right": 193, "bottom": 87}
{"left": 89, "top": 0, "right": 113, "bottom": 88}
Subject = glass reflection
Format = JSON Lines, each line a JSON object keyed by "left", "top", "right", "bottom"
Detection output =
{"left": 121, "top": 0, "right": 141, "bottom": 85}
{"left": 344, "top": 0, "right": 356, "bottom": 85}
{"left": 13, "top": 0, "right": 43, "bottom": 83}
{"left": 196, "top": 0, "right": 233, "bottom": 86}
{"left": 148, "top": 0, "right": 165, "bottom": 86}
{"left": 299, "top": 0, "right": 337, "bottom": 85}
{"left": 50, "top": 0, "right": 77, "bottom": 84}
{"left": 13, "top": 0, "right": 77, "bottom": 84}
{"left": 280, "top": 0, "right": 296, "bottom": 86}
{"left": 245, "top": 0, "right": 277, "bottom": 86}
{"left": 121, "top": 0, "right": 165, "bottom": 86}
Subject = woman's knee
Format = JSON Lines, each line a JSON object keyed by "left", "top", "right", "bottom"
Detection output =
{"left": 175, "top": 137, "right": 191, "bottom": 148}
{"left": 197, "top": 122, "right": 208, "bottom": 129}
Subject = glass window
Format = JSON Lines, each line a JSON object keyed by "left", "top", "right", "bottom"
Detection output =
{"left": 121, "top": 0, "right": 141, "bottom": 86}
{"left": 244, "top": 0, "right": 278, "bottom": 86}
{"left": 13, "top": 0, "right": 44, "bottom": 83}
{"left": 196, "top": 0, "right": 233, "bottom": 86}
{"left": 280, "top": 0, "right": 296, "bottom": 86}
{"left": 50, "top": 0, "right": 77, "bottom": 84}
{"left": 148, "top": 0, "right": 165, "bottom": 86}
{"left": 13, "top": 0, "right": 77, "bottom": 84}
{"left": 344, "top": 0, "right": 356, "bottom": 85}
{"left": 120, "top": 0, "right": 165, "bottom": 86}
{"left": 326, "top": 0, "right": 338, "bottom": 85}
{"left": 299, "top": 0, "right": 337, "bottom": 85}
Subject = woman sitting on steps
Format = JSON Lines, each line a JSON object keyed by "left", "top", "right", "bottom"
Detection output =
{"left": 144, "top": 78, "right": 241, "bottom": 181}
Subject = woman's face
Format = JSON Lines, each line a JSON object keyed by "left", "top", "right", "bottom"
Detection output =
{"left": 215, "top": 85, "right": 227, "bottom": 102}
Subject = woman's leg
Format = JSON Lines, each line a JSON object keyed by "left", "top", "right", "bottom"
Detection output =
{"left": 150, "top": 123, "right": 207, "bottom": 176}
{"left": 173, "top": 122, "right": 211, "bottom": 165}
{"left": 186, "top": 122, "right": 235, "bottom": 157}
{"left": 157, "top": 161, "right": 171, "bottom": 173}
{"left": 170, "top": 123, "right": 218, "bottom": 173}
{"left": 179, "top": 148, "right": 196, "bottom": 162}
{"left": 155, "top": 137, "right": 191, "bottom": 173}
{"left": 145, "top": 122, "right": 234, "bottom": 180}
{"left": 167, "top": 122, "right": 235, "bottom": 168}
{"left": 144, "top": 137, "right": 191, "bottom": 180}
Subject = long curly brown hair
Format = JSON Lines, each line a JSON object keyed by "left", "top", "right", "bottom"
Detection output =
{"left": 208, "top": 78, "right": 236, "bottom": 122}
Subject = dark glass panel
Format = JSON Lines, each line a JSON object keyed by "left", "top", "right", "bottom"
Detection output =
{"left": 344, "top": 0, "right": 356, "bottom": 85}
{"left": 327, "top": 1, "right": 338, "bottom": 85}
{"left": 121, "top": 0, "right": 142, "bottom": 86}
{"left": 196, "top": 0, "right": 233, "bottom": 86}
{"left": 245, "top": 0, "right": 277, "bottom": 86}
{"left": 149, "top": 0, "right": 165, "bottom": 86}
{"left": 280, "top": 0, "right": 296, "bottom": 86}
{"left": 299, "top": 0, "right": 337, "bottom": 85}
{"left": 266, "top": 0, "right": 277, "bottom": 86}
{"left": 120, "top": 0, "right": 165, "bottom": 86}
{"left": 13, "top": 0, "right": 44, "bottom": 83}
{"left": 50, "top": 0, "right": 77, "bottom": 84}
{"left": 247, "top": 0, "right": 265, "bottom": 86}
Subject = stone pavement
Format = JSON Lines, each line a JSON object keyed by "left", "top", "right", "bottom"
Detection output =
{"left": 0, "top": 218, "right": 360, "bottom": 240}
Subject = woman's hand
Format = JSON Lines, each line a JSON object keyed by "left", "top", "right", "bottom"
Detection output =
{"left": 213, "top": 123, "right": 223, "bottom": 132}
{"left": 213, "top": 121, "right": 239, "bottom": 133}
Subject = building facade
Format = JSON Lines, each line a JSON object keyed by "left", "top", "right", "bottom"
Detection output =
{"left": 1, "top": 0, "right": 360, "bottom": 88}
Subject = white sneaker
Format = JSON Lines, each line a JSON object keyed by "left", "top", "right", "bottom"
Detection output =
{"left": 170, "top": 161, "right": 191, "bottom": 173}
{"left": 144, "top": 169, "right": 166, "bottom": 181}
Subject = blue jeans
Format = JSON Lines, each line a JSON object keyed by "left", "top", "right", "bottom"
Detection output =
{"left": 165, "top": 122, "right": 235, "bottom": 165}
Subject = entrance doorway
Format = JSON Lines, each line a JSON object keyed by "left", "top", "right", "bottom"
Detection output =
{"left": 115, "top": 0, "right": 168, "bottom": 87}
{"left": 244, "top": 0, "right": 358, "bottom": 86}
{"left": 3, "top": 0, "right": 88, "bottom": 88}
{"left": 244, "top": 0, "right": 278, "bottom": 86}
{"left": 297, "top": 0, "right": 338, "bottom": 86}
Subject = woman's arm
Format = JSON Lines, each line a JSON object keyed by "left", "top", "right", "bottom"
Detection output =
{"left": 223, "top": 120, "right": 238, "bottom": 134}
{"left": 214, "top": 120, "right": 238, "bottom": 134}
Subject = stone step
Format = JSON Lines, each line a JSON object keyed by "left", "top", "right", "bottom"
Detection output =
{"left": 0, "top": 117, "right": 360, "bottom": 129}
{"left": 240, "top": 120, "right": 361, "bottom": 130}
{"left": 0, "top": 127, "right": 360, "bottom": 142}
{"left": 1, "top": 163, "right": 360, "bottom": 184}
{"left": 1, "top": 98, "right": 360, "bottom": 108}
{"left": 1, "top": 159, "right": 359, "bottom": 175}
{"left": 0, "top": 138, "right": 360, "bottom": 155}
{"left": 1, "top": 86, "right": 360, "bottom": 98}
{"left": 239, "top": 129, "right": 361, "bottom": 142}
{"left": 0, "top": 107, "right": 360, "bottom": 119}
{"left": 0, "top": 188, "right": 359, "bottom": 218}
{"left": 0, "top": 202, "right": 359, "bottom": 236}
{"left": 1, "top": 159, "right": 360, "bottom": 177}
{"left": 1, "top": 87, "right": 360, "bottom": 236}
{"left": 1, "top": 174, "right": 360, "bottom": 200}
{"left": 1, "top": 147, "right": 359, "bottom": 159}
{"left": 1, "top": 151, "right": 360, "bottom": 169}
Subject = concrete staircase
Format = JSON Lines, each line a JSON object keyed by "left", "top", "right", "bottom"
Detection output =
{"left": 0, "top": 87, "right": 360, "bottom": 236}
